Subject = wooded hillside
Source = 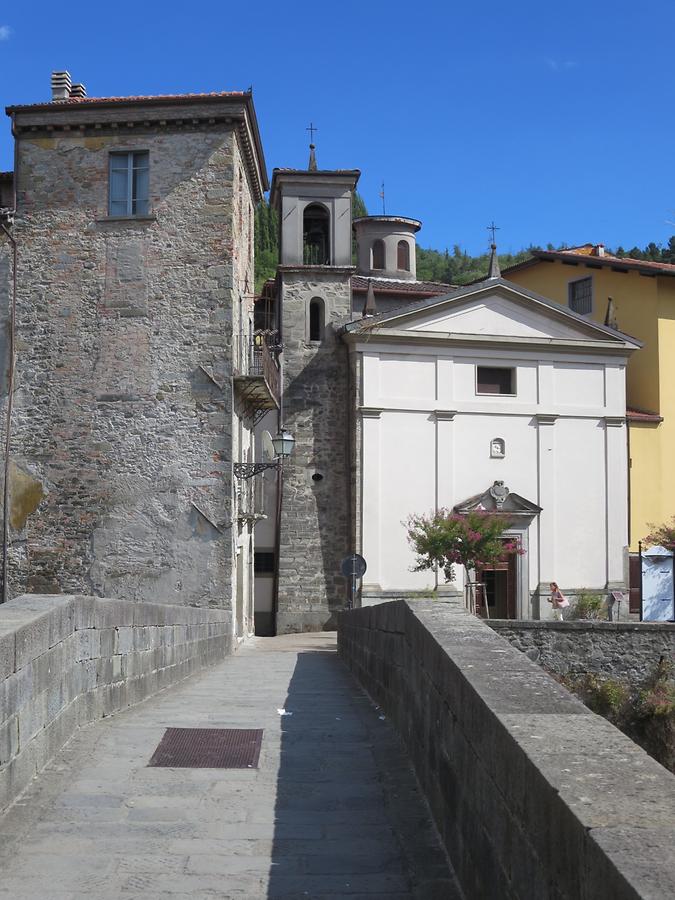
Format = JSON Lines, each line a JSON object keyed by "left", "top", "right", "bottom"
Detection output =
{"left": 254, "top": 199, "right": 675, "bottom": 291}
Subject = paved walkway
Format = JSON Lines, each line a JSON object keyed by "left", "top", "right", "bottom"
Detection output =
{"left": 0, "top": 633, "right": 461, "bottom": 899}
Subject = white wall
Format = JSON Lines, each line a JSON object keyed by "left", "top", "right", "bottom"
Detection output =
{"left": 357, "top": 342, "right": 630, "bottom": 611}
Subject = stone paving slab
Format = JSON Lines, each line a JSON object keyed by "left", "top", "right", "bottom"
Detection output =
{"left": 0, "top": 632, "right": 461, "bottom": 899}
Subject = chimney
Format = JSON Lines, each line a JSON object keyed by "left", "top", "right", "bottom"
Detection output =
{"left": 596, "top": 243, "right": 605, "bottom": 257}
{"left": 70, "top": 83, "right": 87, "bottom": 99}
{"left": 51, "top": 70, "right": 72, "bottom": 101}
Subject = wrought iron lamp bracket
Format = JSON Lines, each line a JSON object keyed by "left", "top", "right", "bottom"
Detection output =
{"left": 233, "top": 461, "right": 280, "bottom": 479}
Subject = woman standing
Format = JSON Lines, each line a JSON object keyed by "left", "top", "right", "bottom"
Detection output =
{"left": 548, "top": 582, "right": 569, "bottom": 621}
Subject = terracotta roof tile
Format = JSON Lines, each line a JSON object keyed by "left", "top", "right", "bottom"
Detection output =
{"left": 351, "top": 274, "right": 454, "bottom": 295}
{"left": 504, "top": 246, "right": 675, "bottom": 278}
{"left": 7, "top": 91, "right": 248, "bottom": 112}
{"left": 557, "top": 245, "right": 675, "bottom": 272}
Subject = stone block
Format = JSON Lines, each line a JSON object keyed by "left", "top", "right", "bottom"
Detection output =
{"left": 93, "top": 598, "right": 135, "bottom": 629}
{"left": 0, "top": 740, "right": 38, "bottom": 812}
{"left": 0, "top": 627, "right": 15, "bottom": 681}
{"left": 13, "top": 613, "right": 51, "bottom": 671}
{"left": 111, "top": 654, "right": 123, "bottom": 682}
{"left": 75, "top": 629, "right": 100, "bottom": 662}
{"left": 0, "top": 715, "right": 19, "bottom": 767}
{"left": 99, "top": 627, "right": 116, "bottom": 658}
{"left": 73, "top": 595, "right": 98, "bottom": 630}
{"left": 33, "top": 699, "right": 79, "bottom": 771}
{"left": 114, "top": 626, "right": 134, "bottom": 655}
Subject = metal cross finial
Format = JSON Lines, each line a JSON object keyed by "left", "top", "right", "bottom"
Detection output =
{"left": 487, "top": 221, "right": 500, "bottom": 244}
{"left": 306, "top": 122, "right": 317, "bottom": 143}
{"left": 379, "top": 181, "right": 386, "bottom": 215}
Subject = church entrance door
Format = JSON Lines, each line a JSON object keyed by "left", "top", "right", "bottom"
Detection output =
{"left": 477, "top": 546, "right": 517, "bottom": 619}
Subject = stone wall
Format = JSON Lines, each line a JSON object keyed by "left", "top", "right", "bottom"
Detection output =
{"left": 6, "top": 116, "right": 253, "bottom": 608}
{"left": 339, "top": 599, "right": 675, "bottom": 900}
{"left": 0, "top": 242, "right": 9, "bottom": 398}
{"left": 489, "top": 620, "right": 675, "bottom": 683}
{"left": 276, "top": 267, "right": 353, "bottom": 632}
{"left": 0, "top": 593, "right": 231, "bottom": 813}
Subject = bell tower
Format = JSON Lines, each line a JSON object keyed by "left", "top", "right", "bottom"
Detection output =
{"left": 270, "top": 146, "right": 359, "bottom": 632}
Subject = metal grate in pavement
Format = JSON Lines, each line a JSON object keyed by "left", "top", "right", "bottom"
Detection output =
{"left": 148, "top": 728, "right": 263, "bottom": 768}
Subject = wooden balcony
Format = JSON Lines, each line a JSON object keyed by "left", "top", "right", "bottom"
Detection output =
{"left": 233, "top": 332, "right": 280, "bottom": 422}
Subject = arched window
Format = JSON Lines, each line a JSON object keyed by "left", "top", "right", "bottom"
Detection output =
{"left": 372, "top": 239, "right": 385, "bottom": 270}
{"left": 397, "top": 240, "right": 410, "bottom": 271}
{"left": 303, "top": 204, "right": 330, "bottom": 265}
{"left": 309, "top": 298, "right": 324, "bottom": 342}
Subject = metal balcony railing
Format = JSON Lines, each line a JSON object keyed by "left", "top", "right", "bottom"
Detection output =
{"left": 233, "top": 331, "right": 281, "bottom": 418}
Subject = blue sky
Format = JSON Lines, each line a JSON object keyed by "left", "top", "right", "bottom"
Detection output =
{"left": 1, "top": 0, "right": 673, "bottom": 255}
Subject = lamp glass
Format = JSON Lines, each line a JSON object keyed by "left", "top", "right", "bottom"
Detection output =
{"left": 272, "top": 429, "right": 295, "bottom": 459}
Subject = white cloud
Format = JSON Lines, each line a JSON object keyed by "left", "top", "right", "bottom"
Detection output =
{"left": 0, "top": 26, "right": 12, "bottom": 41}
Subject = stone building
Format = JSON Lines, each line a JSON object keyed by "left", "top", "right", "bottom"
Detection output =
{"left": 0, "top": 73, "right": 270, "bottom": 640}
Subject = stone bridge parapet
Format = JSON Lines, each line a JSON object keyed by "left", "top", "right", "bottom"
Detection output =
{"left": 338, "top": 599, "right": 675, "bottom": 900}
{"left": 0, "top": 594, "right": 231, "bottom": 813}
{"left": 488, "top": 619, "right": 675, "bottom": 683}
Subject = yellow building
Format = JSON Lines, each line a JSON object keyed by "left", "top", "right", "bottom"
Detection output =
{"left": 504, "top": 245, "right": 675, "bottom": 566}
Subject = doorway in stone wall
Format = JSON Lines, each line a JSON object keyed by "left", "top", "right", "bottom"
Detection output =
{"left": 477, "top": 548, "right": 517, "bottom": 619}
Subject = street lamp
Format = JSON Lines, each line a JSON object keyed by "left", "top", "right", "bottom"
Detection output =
{"left": 271, "top": 428, "right": 295, "bottom": 459}
{"left": 233, "top": 428, "right": 296, "bottom": 479}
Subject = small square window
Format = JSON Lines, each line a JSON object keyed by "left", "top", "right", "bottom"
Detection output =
{"left": 254, "top": 551, "right": 275, "bottom": 575}
{"left": 476, "top": 366, "right": 515, "bottom": 395}
{"left": 569, "top": 277, "right": 592, "bottom": 315}
{"left": 109, "top": 151, "right": 149, "bottom": 217}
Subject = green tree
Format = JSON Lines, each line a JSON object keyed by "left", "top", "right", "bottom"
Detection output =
{"left": 406, "top": 509, "right": 523, "bottom": 585}
{"left": 352, "top": 191, "right": 368, "bottom": 220}
{"left": 352, "top": 191, "right": 368, "bottom": 261}
{"left": 254, "top": 200, "right": 279, "bottom": 292}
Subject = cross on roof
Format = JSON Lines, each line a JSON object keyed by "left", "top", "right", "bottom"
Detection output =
{"left": 487, "top": 221, "right": 500, "bottom": 244}
{"left": 306, "top": 122, "right": 317, "bottom": 143}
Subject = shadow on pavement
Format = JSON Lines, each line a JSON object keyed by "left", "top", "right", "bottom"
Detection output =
{"left": 267, "top": 648, "right": 462, "bottom": 899}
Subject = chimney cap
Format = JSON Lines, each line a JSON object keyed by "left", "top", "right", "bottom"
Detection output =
{"left": 51, "top": 70, "right": 72, "bottom": 101}
{"left": 70, "top": 83, "right": 87, "bottom": 98}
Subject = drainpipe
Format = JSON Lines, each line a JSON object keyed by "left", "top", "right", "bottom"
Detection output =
{"left": 271, "top": 276, "right": 283, "bottom": 635}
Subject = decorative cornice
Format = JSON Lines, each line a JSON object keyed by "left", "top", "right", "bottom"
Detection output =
{"left": 433, "top": 410, "right": 458, "bottom": 421}
{"left": 359, "top": 407, "right": 382, "bottom": 419}
{"left": 605, "top": 416, "right": 626, "bottom": 427}
{"left": 536, "top": 414, "right": 558, "bottom": 426}
{"left": 10, "top": 96, "right": 268, "bottom": 201}
{"left": 278, "top": 265, "right": 355, "bottom": 276}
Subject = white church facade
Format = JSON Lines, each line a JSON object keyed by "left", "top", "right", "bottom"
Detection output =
{"left": 343, "top": 276, "right": 640, "bottom": 619}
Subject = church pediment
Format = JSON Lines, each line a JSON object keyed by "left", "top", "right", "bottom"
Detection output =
{"left": 454, "top": 481, "right": 542, "bottom": 517}
{"left": 407, "top": 292, "right": 599, "bottom": 340}
{"left": 343, "top": 278, "right": 641, "bottom": 350}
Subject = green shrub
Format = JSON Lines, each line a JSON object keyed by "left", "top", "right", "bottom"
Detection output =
{"left": 570, "top": 591, "right": 605, "bottom": 620}
{"left": 563, "top": 659, "right": 675, "bottom": 773}
{"left": 637, "top": 658, "right": 675, "bottom": 719}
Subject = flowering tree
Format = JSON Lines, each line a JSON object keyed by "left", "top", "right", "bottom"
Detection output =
{"left": 643, "top": 517, "right": 675, "bottom": 551}
{"left": 406, "top": 508, "right": 523, "bottom": 585}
